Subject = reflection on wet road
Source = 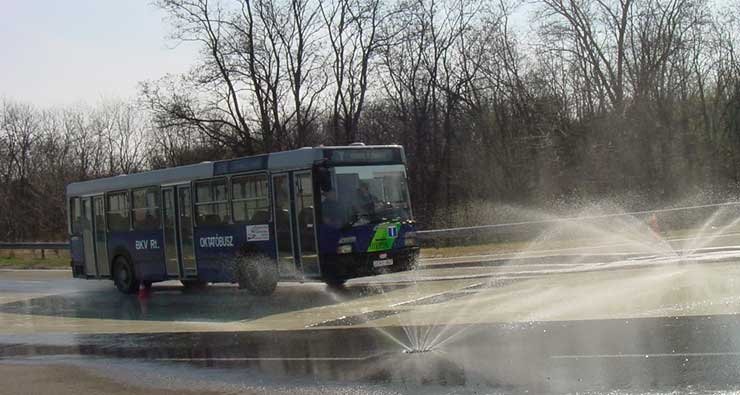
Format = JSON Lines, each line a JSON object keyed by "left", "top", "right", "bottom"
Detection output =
{"left": 0, "top": 282, "right": 411, "bottom": 323}
{"left": 4, "top": 252, "right": 740, "bottom": 393}
{"left": 4, "top": 315, "right": 740, "bottom": 393}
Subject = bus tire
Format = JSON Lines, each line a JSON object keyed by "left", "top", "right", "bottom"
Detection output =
{"left": 112, "top": 256, "right": 139, "bottom": 294}
{"left": 237, "top": 255, "right": 278, "bottom": 296}
{"left": 324, "top": 277, "right": 347, "bottom": 290}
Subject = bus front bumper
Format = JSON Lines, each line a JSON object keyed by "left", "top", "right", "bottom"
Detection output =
{"left": 320, "top": 247, "right": 420, "bottom": 281}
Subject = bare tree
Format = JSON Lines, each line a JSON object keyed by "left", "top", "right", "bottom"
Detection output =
{"left": 536, "top": 0, "right": 633, "bottom": 112}
{"left": 261, "top": 0, "right": 328, "bottom": 147}
{"left": 378, "top": 0, "right": 479, "bottom": 214}
{"left": 0, "top": 101, "right": 40, "bottom": 240}
{"left": 146, "top": 0, "right": 255, "bottom": 154}
{"left": 321, "top": 0, "right": 390, "bottom": 143}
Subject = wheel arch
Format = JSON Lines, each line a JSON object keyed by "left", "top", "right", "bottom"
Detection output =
{"left": 110, "top": 247, "right": 134, "bottom": 277}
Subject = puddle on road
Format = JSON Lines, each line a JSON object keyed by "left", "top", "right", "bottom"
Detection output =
{"left": 391, "top": 279, "right": 522, "bottom": 307}
{"left": 3, "top": 315, "right": 740, "bottom": 391}
{"left": 307, "top": 310, "right": 404, "bottom": 328}
{"left": 396, "top": 291, "right": 475, "bottom": 306}
{"left": 0, "top": 283, "right": 413, "bottom": 323}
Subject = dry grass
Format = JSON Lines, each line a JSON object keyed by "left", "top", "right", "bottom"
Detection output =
{"left": 0, "top": 249, "right": 70, "bottom": 269}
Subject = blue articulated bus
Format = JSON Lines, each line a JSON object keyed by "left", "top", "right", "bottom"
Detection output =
{"left": 66, "top": 144, "right": 419, "bottom": 295}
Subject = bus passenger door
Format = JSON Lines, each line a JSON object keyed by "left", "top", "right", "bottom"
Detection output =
{"left": 81, "top": 197, "right": 97, "bottom": 277}
{"left": 178, "top": 185, "right": 197, "bottom": 277}
{"left": 272, "top": 173, "right": 299, "bottom": 277}
{"left": 294, "top": 171, "right": 320, "bottom": 276}
{"left": 93, "top": 195, "right": 109, "bottom": 277}
{"left": 162, "top": 187, "right": 180, "bottom": 277}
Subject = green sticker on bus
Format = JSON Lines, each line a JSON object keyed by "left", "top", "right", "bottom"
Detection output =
{"left": 367, "top": 222, "right": 401, "bottom": 252}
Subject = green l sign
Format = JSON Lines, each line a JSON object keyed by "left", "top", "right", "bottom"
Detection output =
{"left": 367, "top": 222, "right": 402, "bottom": 252}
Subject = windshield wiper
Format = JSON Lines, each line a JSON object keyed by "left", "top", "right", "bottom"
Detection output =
{"left": 344, "top": 214, "right": 372, "bottom": 229}
{"left": 367, "top": 216, "right": 389, "bottom": 224}
{"left": 344, "top": 213, "right": 389, "bottom": 228}
{"left": 344, "top": 204, "right": 408, "bottom": 228}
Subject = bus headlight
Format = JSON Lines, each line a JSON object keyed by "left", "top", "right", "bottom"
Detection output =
{"left": 337, "top": 244, "right": 353, "bottom": 254}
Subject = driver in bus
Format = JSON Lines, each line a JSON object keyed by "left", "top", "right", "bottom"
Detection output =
{"left": 354, "top": 182, "right": 378, "bottom": 216}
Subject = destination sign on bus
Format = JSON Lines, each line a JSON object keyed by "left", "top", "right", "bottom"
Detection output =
{"left": 326, "top": 148, "right": 402, "bottom": 164}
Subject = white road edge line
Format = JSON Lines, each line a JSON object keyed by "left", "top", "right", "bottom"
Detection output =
{"left": 551, "top": 351, "right": 740, "bottom": 359}
{"left": 154, "top": 356, "right": 377, "bottom": 362}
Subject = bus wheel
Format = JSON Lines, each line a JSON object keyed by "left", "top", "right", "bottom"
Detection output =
{"left": 324, "top": 277, "right": 347, "bottom": 290}
{"left": 237, "top": 256, "right": 278, "bottom": 296}
{"left": 181, "top": 280, "right": 208, "bottom": 291}
{"left": 113, "top": 256, "right": 139, "bottom": 294}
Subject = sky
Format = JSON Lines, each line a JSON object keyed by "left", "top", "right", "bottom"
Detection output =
{"left": 0, "top": 0, "right": 734, "bottom": 107}
{"left": 0, "top": 0, "right": 198, "bottom": 106}
{"left": 1, "top": 0, "right": 532, "bottom": 107}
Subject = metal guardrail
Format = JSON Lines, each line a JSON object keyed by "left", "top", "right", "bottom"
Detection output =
{"left": 4, "top": 201, "right": 740, "bottom": 250}
{"left": 0, "top": 242, "right": 69, "bottom": 250}
{"left": 0, "top": 242, "right": 69, "bottom": 260}
{"left": 415, "top": 201, "right": 740, "bottom": 237}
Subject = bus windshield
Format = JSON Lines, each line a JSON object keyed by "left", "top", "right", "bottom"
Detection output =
{"left": 320, "top": 164, "right": 412, "bottom": 228}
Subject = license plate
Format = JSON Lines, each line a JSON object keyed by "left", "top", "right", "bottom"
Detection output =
{"left": 373, "top": 258, "right": 394, "bottom": 268}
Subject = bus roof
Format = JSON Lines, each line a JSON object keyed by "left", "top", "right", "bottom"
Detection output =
{"left": 66, "top": 145, "right": 404, "bottom": 197}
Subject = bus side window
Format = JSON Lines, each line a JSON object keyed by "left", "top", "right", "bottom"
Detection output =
{"left": 107, "top": 192, "right": 130, "bottom": 232}
{"left": 195, "top": 178, "right": 229, "bottom": 226}
{"left": 232, "top": 174, "right": 269, "bottom": 224}
{"left": 132, "top": 187, "right": 161, "bottom": 231}
{"left": 70, "top": 197, "right": 82, "bottom": 234}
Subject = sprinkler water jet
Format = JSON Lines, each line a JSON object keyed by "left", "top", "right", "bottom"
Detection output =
{"left": 403, "top": 347, "right": 434, "bottom": 354}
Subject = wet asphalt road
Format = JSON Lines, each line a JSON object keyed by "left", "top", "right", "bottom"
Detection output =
{"left": 4, "top": 262, "right": 740, "bottom": 393}
{"left": 4, "top": 311, "right": 740, "bottom": 393}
